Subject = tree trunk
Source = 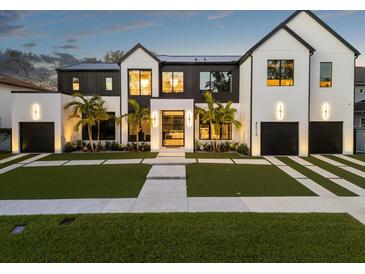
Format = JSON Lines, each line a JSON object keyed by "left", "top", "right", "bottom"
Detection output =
{"left": 87, "top": 124, "right": 94, "bottom": 152}
{"left": 136, "top": 125, "right": 140, "bottom": 150}
{"left": 96, "top": 121, "right": 101, "bottom": 152}
{"left": 210, "top": 121, "right": 216, "bottom": 152}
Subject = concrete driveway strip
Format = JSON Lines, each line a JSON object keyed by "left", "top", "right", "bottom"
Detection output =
{"left": 311, "top": 154, "right": 347, "bottom": 167}
{"left": 233, "top": 159, "right": 271, "bottom": 165}
{"left": 333, "top": 154, "right": 365, "bottom": 167}
{"left": 276, "top": 165, "right": 307, "bottom": 179}
{"left": 25, "top": 160, "right": 68, "bottom": 167}
{"left": 288, "top": 156, "right": 314, "bottom": 166}
{"left": 330, "top": 179, "right": 365, "bottom": 196}
{"left": 340, "top": 166, "right": 365, "bottom": 178}
{"left": 0, "top": 153, "right": 29, "bottom": 164}
{"left": 295, "top": 178, "right": 337, "bottom": 197}
{"left": 18, "top": 153, "right": 51, "bottom": 164}
{"left": 188, "top": 197, "right": 250, "bottom": 212}
{"left": 0, "top": 164, "right": 24, "bottom": 175}
{"left": 264, "top": 156, "right": 286, "bottom": 166}
{"left": 63, "top": 160, "right": 105, "bottom": 166}
{"left": 306, "top": 165, "right": 340, "bottom": 179}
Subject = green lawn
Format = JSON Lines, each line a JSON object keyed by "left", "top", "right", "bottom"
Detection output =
{"left": 0, "top": 165, "right": 150, "bottom": 199}
{"left": 186, "top": 163, "right": 315, "bottom": 196}
{"left": 0, "top": 153, "right": 12, "bottom": 160}
{"left": 0, "top": 154, "right": 38, "bottom": 169}
{"left": 186, "top": 152, "right": 255, "bottom": 159}
{"left": 351, "top": 154, "right": 365, "bottom": 162}
{"left": 280, "top": 157, "right": 356, "bottom": 196}
{"left": 328, "top": 155, "right": 365, "bottom": 172}
{"left": 42, "top": 152, "right": 157, "bottom": 161}
{"left": 0, "top": 213, "right": 364, "bottom": 262}
{"left": 306, "top": 157, "right": 365, "bottom": 189}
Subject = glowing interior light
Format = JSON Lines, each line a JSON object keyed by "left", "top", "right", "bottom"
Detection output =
{"left": 152, "top": 111, "right": 158, "bottom": 127}
{"left": 322, "top": 103, "right": 330, "bottom": 120}
{"left": 276, "top": 102, "right": 284, "bottom": 120}
{"left": 33, "top": 104, "right": 40, "bottom": 120}
{"left": 141, "top": 79, "right": 149, "bottom": 88}
{"left": 186, "top": 111, "right": 192, "bottom": 127}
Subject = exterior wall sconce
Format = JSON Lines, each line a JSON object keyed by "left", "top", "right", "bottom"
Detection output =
{"left": 322, "top": 103, "right": 330, "bottom": 120}
{"left": 152, "top": 111, "right": 158, "bottom": 127}
{"left": 32, "top": 104, "right": 40, "bottom": 120}
{"left": 186, "top": 111, "right": 193, "bottom": 127}
{"left": 276, "top": 102, "right": 284, "bottom": 121}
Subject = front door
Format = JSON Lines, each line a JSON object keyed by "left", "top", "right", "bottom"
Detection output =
{"left": 162, "top": 110, "right": 184, "bottom": 147}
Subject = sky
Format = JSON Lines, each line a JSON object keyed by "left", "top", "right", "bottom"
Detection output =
{"left": 1, "top": 10, "right": 365, "bottom": 65}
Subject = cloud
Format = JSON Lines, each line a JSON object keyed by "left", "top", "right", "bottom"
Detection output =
{"left": 0, "top": 11, "right": 26, "bottom": 36}
{"left": 22, "top": 41, "right": 37, "bottom": 49}
{"left": 56, "top": 44, "right": 80, "bottom": 50}
{"left": 105, "top": 20, "right": 156, "bottom": 32}
{"left": 207, "top": 11, "right": 233, "bottom": 20}
{"left": 67, "top": 38, "right": 78, "bottom": 43}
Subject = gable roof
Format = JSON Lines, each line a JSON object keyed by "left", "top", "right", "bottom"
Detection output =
{"left": 57, "top": 62, "right": 120, "bottom": 71}
{"left": 0, "top": 73, "right": 51, "bottom": 91}
{"left": 355, "top": 67, "right": 365, "bottom": 85}
{"left": 239, "top": 10, "right": 360, "bottom": 64}
{"left": 119, "top": 43, "right": 160, "bottom": 63}
{"left": 239, "top": 24, "right": 315, "bottom": 64}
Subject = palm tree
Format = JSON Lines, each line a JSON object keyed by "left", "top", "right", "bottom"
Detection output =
{"left": 216, "top": 101, "right": 241, "bottom": 150}
{"left": 94, "top": 98, "right": 112, "bottom": 151}
{"left": 121, "top": 99, "right": 150, "bottom": 149}
{"left": 64, "top": 93, "right": 101, "bottom": 152}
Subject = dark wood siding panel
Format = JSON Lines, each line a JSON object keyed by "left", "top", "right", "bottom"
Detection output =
{"left": 159, "top": 64, "right": 239, "bottom": 103}
{"left": 57, "top": 71, "right": 120, "bottom": 96}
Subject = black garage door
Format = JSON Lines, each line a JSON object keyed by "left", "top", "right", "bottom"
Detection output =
{"left": 309, "top": 122, "right": 342, "bottom": 154}
{"left": 261, "top": 122, "right": 299, "bottom": 155}
{"left": 20, "top": 122, "right": 55, "bottom": 153}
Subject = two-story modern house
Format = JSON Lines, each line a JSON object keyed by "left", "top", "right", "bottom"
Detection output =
{"left": 10, "top": 10, "right": 360, "bottom": 156}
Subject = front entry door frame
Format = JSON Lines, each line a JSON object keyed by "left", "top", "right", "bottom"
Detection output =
{"left": 161, "top": 110, "right": 185, "bottom": 147}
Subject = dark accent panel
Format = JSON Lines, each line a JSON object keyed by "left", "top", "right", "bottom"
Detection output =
{"left": 58, "top": 71, "right": 121, "bottom": 96}
{"left": 159, "top": 64, "right": 239, "bottom": 103}
{"left": 127, "top": 96, "right": 151, "bottom": 110}
{"left": 309, "top": 122, "right": 343, "bottom": 154}
{"left": 261, "top": 122, "right": 299, "bottom": 155}
{"left": 20, "top": 122, "right": 55, "bottom": 153}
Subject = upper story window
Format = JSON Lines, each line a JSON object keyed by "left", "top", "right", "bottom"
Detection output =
{"left": 200, "top": 71, "right": 232, "bottom": 93}
{"left": 72, "top": 77, "right": 80, "bottom": 91}
{"left": 267, "top": 60, "right": 294, "bottom": 86}
{"left": 105, "top": 77, "right": 113, "bottom": 91}
{"left": 162, "top": 72, "right": 184, "bottom": 93}
{"left": 128, "top": 69, "right": 152, "bottom": 96}
{"left": 320, "top": 62, "right": 332, "bottom": 88}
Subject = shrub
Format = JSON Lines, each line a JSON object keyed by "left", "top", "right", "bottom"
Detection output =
{"left": 236, "top": 143, "right": 249, "bottom": 155}
{"left": 63, "top": 142, "right": 78, "bottom": 153}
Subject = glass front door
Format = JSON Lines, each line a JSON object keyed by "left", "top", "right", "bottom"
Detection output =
{"left": 162, "top": 110, "right": 184, "bottom": 147}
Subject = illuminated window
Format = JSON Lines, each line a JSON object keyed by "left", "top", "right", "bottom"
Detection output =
{"left": 267, "top": 60, "right": 294, "bottom": 86}
{"left": 200, "top": 72, "right": 232, "bottom": 92}
{"left": 129, "top": 118, "right": 151, "bottom": 141}
{"left": 105, "top": 77, "right": 113, "bottom": 91}
{"left": 199, "top": 117, "right": 232, "bottom": 140}
{"left": 162, "top": 72, "right": 184, "bottom": 93}
{"left": 128, "top": 69, "right": 152, "bottom": 96}
{"left": 82, "top": 112, "right": 115, "bottom": 140}
{"left": 72, "top": 77, "right": 80, "bottom": 91}
{"left": 320, "top": 62, "right": 332, "bottom": 88}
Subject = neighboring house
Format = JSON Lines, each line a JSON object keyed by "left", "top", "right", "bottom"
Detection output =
{"left": 0, "top": 73, "right": 50, "bottom": 151}
{"left": 10, "top": 10, "right": 360, "bottom": 155}
{"left": 354, "top": 67, "right": 365, "bottom": 127}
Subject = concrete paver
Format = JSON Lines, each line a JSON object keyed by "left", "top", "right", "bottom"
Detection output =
{"left": 103, "top": 159, "right": 142, "bottom": 165}
{"left": 25, "top": 160, "right": 68, "bottom": 167}
{"left": 197, "top": 158, "right": 234, "bottom": 164}
{"left": 188, "top": 197, "right": 250, "bottom": 212}
{"left": 146, "top": 165, "right": 186, "bottom": 179}
{"left": 232, "top": 159, "right": 271, "bottom": 165}
{"left": 63, "top": 160, "right": 105, "bottom": 166}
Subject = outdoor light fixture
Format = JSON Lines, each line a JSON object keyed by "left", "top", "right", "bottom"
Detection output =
{"left": 152, "top": 111, "right": 158, "bottom": 127}
{"left": 187, "top": 111, "right": 193, "bottom": 127}
{"left": 322, "top": 103, "right": 330, "bottom": 120}
{"left": 276, "top": 102, "right": 284, "bottom": 120}
{"left": 32, "top": 104, "right": 40, "bottom": 120}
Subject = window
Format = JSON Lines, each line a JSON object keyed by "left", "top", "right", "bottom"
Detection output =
{"left": 200, "top": 71, "right": 232, "bottom": 92}
{"left": 360, "top": 89, "right": 364, "bottom": 94}
{"left": 82, "top": 112, "right": 115, "bottom": 140}
{"left": 128, "top": 69, "right": 152, "bottom": 95}
{"left": 320, "top": 62, "right": 332, "bottom": 88}
{"left": 129, "top": 118, "right": 151, "bottom": 142}
{"left": 267, "top": 60, "right": 294, "bottom": 86}
{"left": 361, "top": 118, "right": 365, "bottom": 128}
{"left": 199, "top": 117, "right": 232, "bottom": 140}
{"left": 72, "top": 77, "right": 80, "bottom": 91}
{"left": 162, "top": 72, "right": 184, "bottom": 93}
{"left": 105, "top": 77, "right": 113, "bottom": 91}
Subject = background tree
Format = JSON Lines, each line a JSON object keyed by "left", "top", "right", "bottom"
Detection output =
{"left": 104, "top": 50, "right": 124, "bottom": 63}
{"left": 64, "top": 93, "right": 102, "bottom": 152}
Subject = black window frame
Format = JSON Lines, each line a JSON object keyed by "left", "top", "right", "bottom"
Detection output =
{"left": 199, "top": 71, "right": 232, "bottom": 93}
{"left": 161, "top": 71, "right": 184, "bottom": 93}
{"left": 82, "top": 112, "right": 116, "bottom": 141}
{"left": 128, "top": 69, "right": 152, "bottom": 96}
{"left": 267, "top": 59, "right": 294, "bottom": 87}
{"left": 198, "top": 116, "right": 232, "bottom": 140}
{"left": 105, "top": 76, "right": 113, "bottom": 91}
{"left": 320, "top": 62, "right": 333, "bottom": 88}
{"left": 72, "top": 76, "right": 80, "bottom": 91}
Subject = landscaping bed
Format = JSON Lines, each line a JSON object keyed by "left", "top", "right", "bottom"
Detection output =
{"left": 42, "top": 152, "right": 157, "bottom": 161}
{"left": 186, "top": 163, "right": 315, "bottom": 196}
{"left": 0, "top": 164, "right": 150, "bottom": 199}
{"left": 0, "top": 213, "right": 364, "bottom": 262}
